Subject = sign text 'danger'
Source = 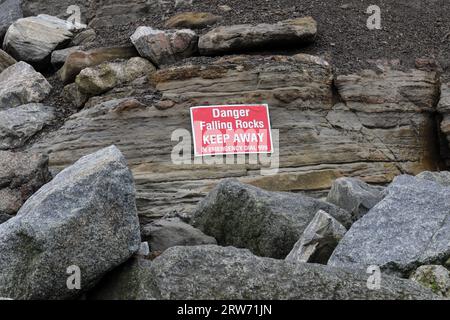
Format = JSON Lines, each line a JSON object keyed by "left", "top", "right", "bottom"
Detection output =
{"left": 190, "top": 104, "right": 273, "bottom": 156}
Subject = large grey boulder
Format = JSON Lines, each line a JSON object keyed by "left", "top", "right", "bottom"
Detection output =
{"left": 417, "top": 171, "right": 450, "bottom": 187}
{"left": 141, "top": 217, "right": 217, "bottom": 253}
{"left": 3, "top": 14, "right": 81, "bottom": 65}
{"left": 0, "top": 146, "right": 141, "bottom": 299}
{"left": 0, "top": 62, "right": 52, "bottom": 110}
{"left": 0, "top": 0, "right": 22, "bottom": 40}
{"left": 285, "top": 210, "right": 347, "bottom": 264}
{"left": 327, "top": 177, "right": 385, "bottom": 221}
{"left": 328, "top": 175, "right": 450, "bottom": 276}
{"left": 89, "top": 257, "right": 156, "bottom": 300}
{"left": 0, "top": 213, "right": 12, "bottom": 224}
{"left": 130, "top": 27, "right": 198, "bottom": 66}
{"left": 90, "top": 245, "right": 437, "bottom": 300}
{"left": 410, "top": 265, "right": 450, "bottom": 297}
{"left": 191, "top": 179, "right": 352, "bottom": 259}
{"left": 0, "top": 103, "right": 55, "bottom": 149}
{"left": 198, "top": 17, "right": 316, "bottom": 55}
{"left": 0, "top": 150, "right": 51, "bottom": 216}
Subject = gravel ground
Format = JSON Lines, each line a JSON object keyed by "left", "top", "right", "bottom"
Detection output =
{"left": 88, "top": 0, "right": 450, "bottom": 77}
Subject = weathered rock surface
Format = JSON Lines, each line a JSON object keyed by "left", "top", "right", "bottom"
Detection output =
{"left": 410, "top": 265, "right": 450, "bottom": 297}
{"left": 285, "top": 210, "right": 346, "bottom": 264}
{"left": 31, "top": 55, "right": 441, "bottom": 222}
{"left": 198, "top": 17, "right": 316, "bottom": 55}
{"left": 0, "top": 213, "right": 12, "bottom": 224}
{"left": 165, "top": 12, "right": 222, "bottom": 29}
{"left": 3, "top": 14, "right": 80, "bottom": 65}
{"left": 130, "top": 27, "right": 198, "bottom": 66}
{"left": 0, "top": 103, "right": 55, "bottom": 149}
{"left": 59, "top": 46, "right": 138, "bottom": 84}
{"left": 141, "top": 217, "right": 217, "bottom": 252}
{"left": 90, "top": 245, "right": 437, "bottom": 300}
{"left": 329, "top": 175, "right": 450, "bottom": 276}
{"left": 327, "top": 177, "right": 385, "bottom": 221}
{"left": 0, "top": 0, "right": 22, "bottom": 40}
{"left": 0, "top": 150, "right": 51, "bottom": 216}
{"left": 51, "top": 46, "right": 80, "bottom": 68}
{"left": 0, "top": 48, "right": 16, "bottom": 72}
{"left": 417, "top": 171, "right": 450, "bottom": 187}
{"left": 0, "top": 62, "right": 52, "bottom": 110}
{"left": 0, "top": 146, "right": 141, "bottom": 299}
{"left": 88, "top": 257, "right": 156, "bottom": 300}
{"left": 69, "top": 29, "right": 96, "bottom": 47}
{"left": 438, "top": 83, "right": 450, "bottom": 165}
{"left": 75, "top": 57, "right": 156, "bottom": 96}
{"left": 191, "top": 179, "right": 351, "bottom": 259}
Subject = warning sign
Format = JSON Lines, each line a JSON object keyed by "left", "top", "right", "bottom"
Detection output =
{"left": 190, "top": 104, "right": 273, "bottom": 156}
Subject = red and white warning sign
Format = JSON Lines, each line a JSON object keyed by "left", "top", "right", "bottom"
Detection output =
{"left": 190, "top": 104, "right": 273, "bottom": 156}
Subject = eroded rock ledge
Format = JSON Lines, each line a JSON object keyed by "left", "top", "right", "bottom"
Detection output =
{"left": 28, "top": 54, "right": 445, "bottom": 222}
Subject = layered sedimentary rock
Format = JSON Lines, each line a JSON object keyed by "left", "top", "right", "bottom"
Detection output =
{"left": 438, "top": 83, "right": 450, "bottom": 166}
{"left": 198, "top": 17, "right": 317, "bottom": 55}
{"left": 32, "top": 55, "right": 441, "bottom": 222}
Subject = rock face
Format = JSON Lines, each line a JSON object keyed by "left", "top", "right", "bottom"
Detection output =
{"left": 164, "top": 12, "right": 222, "bottom": 29}
{"left": 130, "top": 27, "right": 198, "bottom": 66}
{"left": 191, "top": 179, "right": 351, "bottom": 259}
{"left": 328, "top": 175, "right": 450, "bottom": 276}
{"left": 89, "top": 257, "right": 155, "bottom": 300}
{"left": 285, "top": 210, "right": 346, "bottom": 264}
{"left": 3, "top": 14, "right": 80, "bottom": 65}
{"left": 0, "top": 213, "right": 11, "bottom": 224}
{"left": 0, "top": 104, "right": 55, "bottom": 149}
{"left": 0, "top": 62, "right": 52, "bottom": 110}
{"left": 90, "top": 246, "right": 437, "bottom": 300}
{"left": 410, "top": 265, "right": 450, "bottom": 297}
{"left": 0, "top": 150, "right": 51, "bottom": 216}
{"left": 141, "top": 217, "right": 217, "bottom": 253}
{"left": 75, "top": 57, "right": 156, "bottom": 96}
{"left": 0, "top": 49, "right": 16, "bottom": 72}
{"left": 0, "top": 0, "right": 22, "bottom": 40}
{"left": 59, "top": 46, "right": 138, "bottom": 84}
{"left": 327, "top": 177, "right": 385, "bottom": 221}
{"left": 417, "top": 171, "right": 450, "bottom": 187}
{"left": 438, "top": 83, "right": 450, "bottom": 165}
{"left": 31, "top": 55, "right": 442, "bottom": 222}
{"left": 198, "top": 17, "right": 317, "bottom": 55}
{"left": 50, "top": 46, "right": 80, "bottom": 68}
{"left": 0, "top": 146, "right": 141, "bottom": 299}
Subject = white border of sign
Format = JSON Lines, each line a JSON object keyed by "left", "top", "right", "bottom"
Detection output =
{"left": 190, "top": 104, "right": 274, "bottom": 157}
